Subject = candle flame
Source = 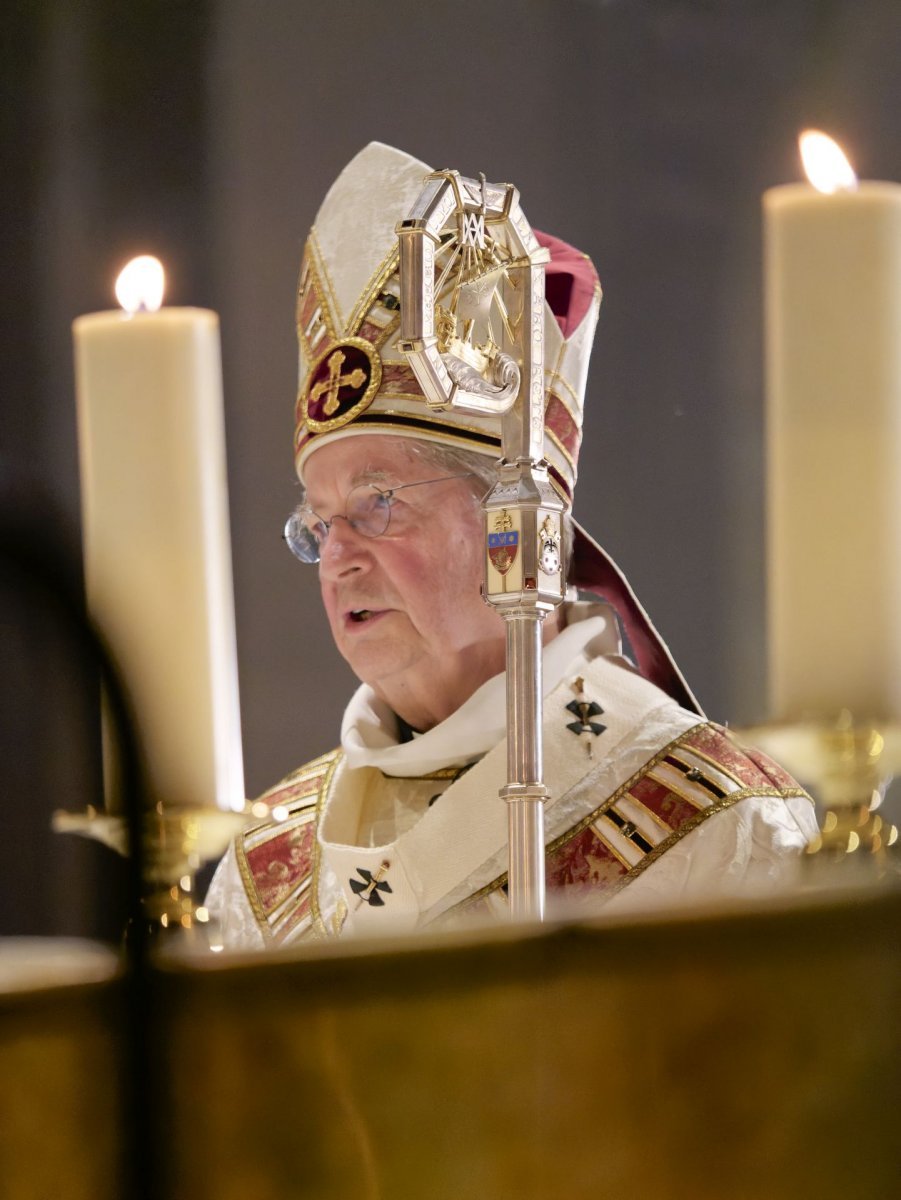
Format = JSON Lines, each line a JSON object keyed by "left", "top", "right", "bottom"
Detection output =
{"left": 115, "top": 255, "right": 165, "bottom": 313}
{"left": 798, "top": 130, "right": 857, "bottom": 194}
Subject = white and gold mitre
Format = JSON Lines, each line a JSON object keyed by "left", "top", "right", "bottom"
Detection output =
{"left": 294, "top": 142, "right": 602, "bottom": 500}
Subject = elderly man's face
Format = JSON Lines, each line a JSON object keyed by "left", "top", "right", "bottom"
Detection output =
{"left": 304, "top": 436, "right": 506, "bottom": 730}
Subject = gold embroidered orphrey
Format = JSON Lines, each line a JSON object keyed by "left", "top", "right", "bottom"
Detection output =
{"left": 233, "top": 723, "right": 811, "bottom": 946}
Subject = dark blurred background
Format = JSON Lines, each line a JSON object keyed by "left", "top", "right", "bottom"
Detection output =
{"left": 3, "top": 0, "right": 900, "bottom": 937}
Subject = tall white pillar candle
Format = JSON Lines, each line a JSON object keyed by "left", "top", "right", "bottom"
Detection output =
{"left": 73, "top": 258, "right": 245, "bottom": 811}
{"left": 764, "top": 137, "right": 901, "bottom": 724}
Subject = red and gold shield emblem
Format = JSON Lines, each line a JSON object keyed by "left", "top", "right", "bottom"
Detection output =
{"left": 488, "top": 530, "right": 519, "bottom": 575}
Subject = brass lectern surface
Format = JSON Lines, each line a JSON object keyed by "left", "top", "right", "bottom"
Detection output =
{"left": 158, "top": 887, "right": 899, "bottom": 1200}
{"left": 2, "top": 889, "right": 898, "bottom": 1199}
{"left": 0, "top": 943, "right": 123, "bottom": 1200}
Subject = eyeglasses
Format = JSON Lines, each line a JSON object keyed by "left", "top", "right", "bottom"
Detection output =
{"left": 284, "top": 472, "right": 476, "bottom": 564}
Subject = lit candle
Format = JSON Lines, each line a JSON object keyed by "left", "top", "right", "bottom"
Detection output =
{"left": 764, "top": 132, "right": 901, "bottom": 723}
{"left": 73, "top": 257, "right": 245, "bottom": 811}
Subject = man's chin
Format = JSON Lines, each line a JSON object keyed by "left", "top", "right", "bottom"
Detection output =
{"left": 338, "top": 640, "right": 421, "bottom": 694}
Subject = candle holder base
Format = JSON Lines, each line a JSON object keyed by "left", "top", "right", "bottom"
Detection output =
{"left": 742, "top": 715, "right": 901, "bottom": 881}
{"left": 52, "top": 804, "right": 250, "bottom": 940}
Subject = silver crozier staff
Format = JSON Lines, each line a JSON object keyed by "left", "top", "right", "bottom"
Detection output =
{"left": 397, "top": 170, "right": 564, "bottom": 920}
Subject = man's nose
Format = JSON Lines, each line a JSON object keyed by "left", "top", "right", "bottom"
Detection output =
{"left": 317, "top": 516, "right": 371, "bottom": 577}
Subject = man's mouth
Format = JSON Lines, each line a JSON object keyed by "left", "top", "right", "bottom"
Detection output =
{"left": 345, "top": 607, "right": 389, "bottom": 626}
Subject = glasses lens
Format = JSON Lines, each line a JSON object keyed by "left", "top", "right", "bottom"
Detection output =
{"left": 346, "top": 485, "right": 392, "bottom": 538}
{"left": 283, "top": 510, "right": 323, "bottom": 564}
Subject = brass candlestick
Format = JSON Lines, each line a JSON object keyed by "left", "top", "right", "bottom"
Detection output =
{"left": 744, "top": 712, "right": 900, "bottom": 880}
{"left": 53, "top": 804, "right": 248, "bottom": 938}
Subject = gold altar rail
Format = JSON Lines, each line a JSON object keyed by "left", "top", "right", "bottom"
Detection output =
{"left": 2, "top": 887, "right": 899, "bottom": 1199}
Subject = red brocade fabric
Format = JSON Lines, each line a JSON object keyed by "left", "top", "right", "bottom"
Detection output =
{"left": 534, "top": 228, "right": 600, "bottom": 337}
{"left": 542, "top": 724, "right": 803, "bottom": 902}
{"left": 235, "top": 758, "right": 337, "bottom": 939}
{"left": 544, "top": 393, "right": 582, "bottom": 464}
{"left": 243, "top": 817, "right": 317, "bottom": 915}
{"left": 546, "top": 825, "right": 629, "bottom": 892}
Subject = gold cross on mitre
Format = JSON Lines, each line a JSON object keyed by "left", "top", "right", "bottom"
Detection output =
{"left": 310, "top": 348, "right": 367, "bottom": 416}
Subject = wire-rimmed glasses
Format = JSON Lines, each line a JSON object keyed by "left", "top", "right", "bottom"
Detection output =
{"left": 283, "top": 472, "right": 475, "bottom": 564}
